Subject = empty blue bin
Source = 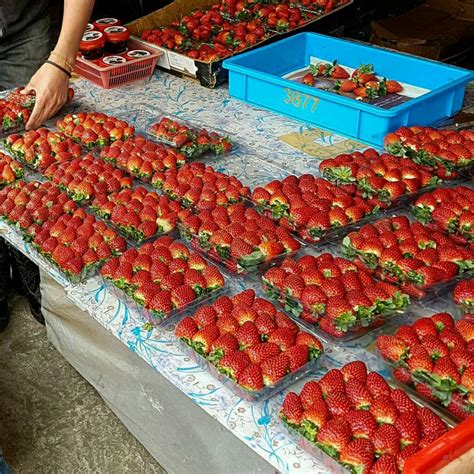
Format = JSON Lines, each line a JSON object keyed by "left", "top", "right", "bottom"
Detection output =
{"left": 223, "top": 33, "right": 474, "bottom": 147}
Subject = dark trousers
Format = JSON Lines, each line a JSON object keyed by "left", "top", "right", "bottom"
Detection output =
{"left": 0, "top": 13, "right": 52, "bottom": 323}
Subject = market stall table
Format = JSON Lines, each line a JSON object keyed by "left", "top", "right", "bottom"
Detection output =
{"left": 0, "top": 73, "right": 468, "bottom": 473}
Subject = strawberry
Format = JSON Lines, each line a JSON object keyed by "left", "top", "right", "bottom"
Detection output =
{"left": 319, "top": 369, "right": 345, "bottom": 399}
{"left": 397, "top": 445, "right": 419, "bottom": 472}
{"left": 268, "top": 327, "right": 296, "bottom": 351}
{"left": 237, "top": 363, "right": 264, "bottom": 392}
{"left": 371, "top": 393, "right": 398, "bottom": 424}
{"left": 316, "top": 418, "right": 352, "bottom": 458}
{"left": 171, "top": 284, "right": 196, "bottom": 308}
{"left": 431, "top": 312, "right": 455, "bottom": 332}
{"left": 191, "top": 324, "right": 220, "bottom": 355}
{"left": 236, "top": 321, "right": 260, "bottom": 349}
{"left": 261, "top": 353, "right": 290, "bottom": 386}
{"left": 370, "top": 454, "right": 399, "bottom": 474}
{"left": 421, "top": 334, "right": 449, "bottom": 361}
{"left": 245, "top": 342, "right": 280, "bottom": 364}
{"left": 431, "top": 356, "right": 461, "bottom": 389}
{"left": 385, "top": 80, "right": 403, "bottom": 94}
{"left": 373, "top": 424, "right": 400, "bottom": 456}
{"left": 295, "top": 331, "right": 324, "bottom": 359}
{"left": 407, "top": 345, "right": 434, "bottom": 375}
{"left": 346, "top": 409, "right": 377, "bottom": 439}
{"left": 299, "top": 401, "right": 329, "bottom": 441}
{"left": 300, "top": 380, "right": 323, "bottom": 409}
{"left": 417, "top": 407, "right": 448, "bottom": 438}
{"left": 339, "top": 438, "right": 374, "bottom": 473}
{"left": 217, "top": 351, "right": 250, "bottom": 381}
{"left": 280, "top": 392, "right": 303, "bottom": 427}
{"left": 202, "top": 265, "right": 225, "bottom": 290}
{"left": 390, "top": 390, "right": 416, "bottom": 419}
{"left": 413, "top": 317, "right": 438, "bottom": 339}
{"left": 456, "top": 319, "right": 474, "bottom": 343}
{"left": 394, "top": 325, "right": 420, "bottom": 347}
{"left": 175, "top": 316, "right": 198, "bottom": 342}
{"left": 231, "top": 288, "right": 255, "bottom": 306}
{"left": 376, "top": 335, "right": 408, "bottom": 363}
{"left": 285, "top": 345, "right": 310, "bottom": 372}
{"left": 341, "top": 360, "right": 368, "bottom": 384}
{"left": 149, "top": 291, "right": 173, "bottom": 318}
{"left": 395, "top": 413, "right": 421, "bottom": 447}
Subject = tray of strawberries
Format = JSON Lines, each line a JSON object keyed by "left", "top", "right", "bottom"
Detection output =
{"left": 152, "top": 161, "right": 250, "bottom": 211}
{"left": 3, "top": 128, "right": 83, "bottom": 171}
{"left": 178, "top": 201, "right": 302, "bottom": 275}
{"left": 319, "top": 148, "right": 447, "bottom": 206}
{"left": 279, "top": 361, "right": 453, "bottom": 474}
{"left": 90, "top": 186, "right": 182, "bottom": 245}
{"left": 0, "top": 180, "right": 78, "bottom": 240}
{"left": 43, "top": 155, "right": 133, "bottom": 204}
{"left": 56, "top": 111, "right": 135, "bottom": 149}
{"left": 99, "top": 135, "right": 186, "bottom": 182}
{"left": 341, "top": 214, "right": 474, "bottom": 300}
{"left": 262, "top": 252, "right": 410, "bottom": 341}
{"left": 0, "top": 98, "right": 31, "bottom": 137}
{"left": 147, "top": 115, "right": 234, "bottom": 158}
{"left": 175, "top": 288, "right": 324, "bottom": 401}
{"left": 0, "top": 151, "right": 24, "bottom": 187}
{"left": 412, "top": 185, "right": 474, "bottom": 246}
{"left": 251, "top": 174, "right": 387, "bottom": 244}
{"left": 100, "top": 236, "right": 227, "bottom": 325}
{"left": 454, "top": 279, "right": 474, "bottom": 322}
{"left": 384, "top": 126, "right": 474, "bottom": 172}
{"left": 376, "top": 311, "right": 474, "bottom": 421}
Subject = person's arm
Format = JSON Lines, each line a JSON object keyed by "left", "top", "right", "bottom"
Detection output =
{"left": 23, "top": 0, "right": 95, "bottom": 130}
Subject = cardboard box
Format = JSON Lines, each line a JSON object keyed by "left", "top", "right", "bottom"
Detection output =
{"left": 126, "top": 0, "right": 353, "bottom": 88}
{"left": 370, "top": 0, "right": 474, "bottom": 61}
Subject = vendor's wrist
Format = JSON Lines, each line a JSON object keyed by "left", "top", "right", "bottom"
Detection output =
{"left": 50, "top": 50, "right": 75, "bottom": 72}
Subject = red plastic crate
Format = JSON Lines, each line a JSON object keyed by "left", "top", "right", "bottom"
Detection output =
{"left": 74, "top": 39, "right": 161, "bottom": 89}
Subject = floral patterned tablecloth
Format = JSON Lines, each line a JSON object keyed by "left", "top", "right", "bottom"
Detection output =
{"left": 0, "top": 71, "right": 457, "bottom": 473}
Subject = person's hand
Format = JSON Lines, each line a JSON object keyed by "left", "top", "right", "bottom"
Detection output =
{"left": 22, "top": 62, "right": 70, "bottom": 130}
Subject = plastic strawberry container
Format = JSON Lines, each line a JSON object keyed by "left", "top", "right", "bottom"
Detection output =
{"left": 173, "top": 289, "right": 325, "bottom": 402}
{"left": 279, "top": 360, "right": 456, "bottom": 474}
{"left": 261, "top": 249, "right": 411, "bottom": 342}
{"left": 338, "top": 212, "right": 474, "bottom": 302}
{"left": 89, "top": 188, "right": 182, "bottom": 246}
{"left": 100, "top": 237, "right": 229, "bottom": 327}
{"left": 144, "top": 112, "right": 236, "bottom": 159}
{"left": 250, "top": 174, "right": 390, "bottom": 246}
{"left": 74, "top": 38, "right": 161, "bottom": 89}
{"left": 373, "top": 303, "right": 474, "bottom": 422}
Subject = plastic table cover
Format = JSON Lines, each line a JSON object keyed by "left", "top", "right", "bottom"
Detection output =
{"left": 0, "top": 72, "right": 448, "bottom": 473}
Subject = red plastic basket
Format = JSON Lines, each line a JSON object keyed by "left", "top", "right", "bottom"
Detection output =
{"left": 74, "top": 39, "right": 161, "bottom": 89}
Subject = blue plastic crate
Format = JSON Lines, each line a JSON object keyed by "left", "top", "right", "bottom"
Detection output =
{"left": 223, "top": 33, "right": 474, "bottom": 147}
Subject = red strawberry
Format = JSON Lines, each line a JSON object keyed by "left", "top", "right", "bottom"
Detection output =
{"left": 231, "top": 289, "right": 255, "bottom": 306}
{"left": 193, "top": 306, "right": 218, "bottom": 328}
{"left": 376, "top": 335, "right": 408, "bottom": 363}
{"left": 217, "top": 351, "right": 250, "bottom": 381}
{"left": 371, "top": 395, "right": 399, "bottom": 425}
{"left": 316, "top": 418, "right": 352, "bottom": 457}
{"left": 237, "top": 363, "right": 264, "bottom": 392}
{"left": 366, "top": 371, "right": 391, "bottom": 398}
{"left": 285, "top": 345, "right": 310, "bottom": 372}
{"left": 370, "top": 454, "right": 399, "bottom": 474}
{"left": 280, "top": 392, "right": 303, "bottom": 427}
{"left": 417, "top": 407, "right": 448, "bottom": 438}
{"left": 216, "top": 315, "right": 239, "bottom": 334}
{"left": 456, "top": 319, "right": 474, "bottom": 343}
{"left": 191, "top": 324, "right": 220, "bottom": 355}
{"left": 299, "top": 401, "right": 329, "bottom": 441}
{"left": 261, "top": 353, "right": 290, "bottom": 385}
{"left": 413, "top": 317, "right": 438, "bottom": 339}
{"left": 431, "top": 356, "right": 461, "bottom": 387}
{"left": 319, "top": 369, "right": 345, "bottom": 399}
{"left": 431, "top": 312, "right": 455, "bottom": 332}
{"left": 407, "top": 345, "right": 434, "bottom": 375}
{"left": 245, "top": 342, "right": 280, "bottom": 364}
{"left": 208, "top": 333, "right": 239, "bottom": 363}
{"left": 341, "top": 360, "right": 367, "bottom": 384}
{"left": 395, "top": 413, "right": 421, "bottom": 447}
{"left": 373, "top": 423, "right": 401, "bottom": 456}
{"left": 345, "top": 379, "right": 373, "bottom": 410}
{"left": 300, "top": 380, "right": 323, "bottom": 409}
{"left": 339, "top": 438, "right": 375, "bottom": 474}
{"left": 268, "top": 327, "right": 296, "bottom": 351}
{"left": 397, "top": 445, "right": 419, "bottom": 472}
{"left": 346, "top": 409, "right": 377, "bottom": 439}
{"left": 175, "top": 316, "right": 198, "bottom": 342}
{"left": 295, "top": 331, "right": 324, "bottom": 359}
{"left": 236, "top": 321, "right": 260, "bottom": 349}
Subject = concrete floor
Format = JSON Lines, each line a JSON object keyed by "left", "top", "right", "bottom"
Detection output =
{"left": 0, "top": 293, "right": 166, "bottom": 474}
